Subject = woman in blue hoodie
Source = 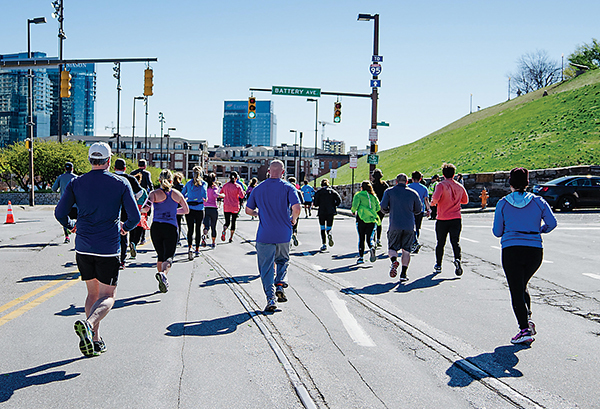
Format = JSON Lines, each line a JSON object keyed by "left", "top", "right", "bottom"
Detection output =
{"left": 493, "top": 168, "right": 557, "bottom": 344}
{"left": 182, "top": 166, "right": 208, "bottom": 260}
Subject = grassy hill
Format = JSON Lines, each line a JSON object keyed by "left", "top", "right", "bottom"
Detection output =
{"left": 325, "top": 69, "right": 600, "bottom": 185}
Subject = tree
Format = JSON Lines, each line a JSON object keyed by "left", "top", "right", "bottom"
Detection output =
{"left": 568, "top": 38, "right": 600, "bottom": 70}
{"left": 509, "top": 50, "right": 561, "bottom": 95}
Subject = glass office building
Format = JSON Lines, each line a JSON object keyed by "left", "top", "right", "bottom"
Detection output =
{"left": 223, "top": 100, "right": 276, "bottom": 147}
{"left": 0, "top": 52, "right": 95, "bottom": 147}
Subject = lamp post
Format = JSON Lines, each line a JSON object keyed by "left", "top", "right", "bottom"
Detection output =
{"left": 158, "top": 112, "right": 165, "bottom": 168}
{"left": 144, "top": 96, "right": 149, "bottom": 160}
{"left": 166, "top": 127, "right": 176, "bottom": 169}
{"left": 290, "top": 129, "right": 298, "bottom": 181}
{"left": 307, "top": 98, "right": 318, "bottom": 186}
{"left": 299, "top": 132, "right": 303, "bottom": 181}
{"left": 358, "top": 13, "right": 380, "bottom": 175}
{"left": 52, "top": 0, "right": 66, "bottom": 143}
{"left": 113, "top": 62, "right": 121, "bottom": 154}
{"left": 131, "top": 96, "right": 144, "bottom": 160}
{"left": 26, "top": 16, "right": 46, "bottom": 206}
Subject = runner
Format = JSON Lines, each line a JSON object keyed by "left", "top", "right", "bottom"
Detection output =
{"left": 220, "top": 171, "right": 245, "bottom": 243}
{"left": 407, "top": 171, "right": 431, "bottom": 253}
{"left": 114, "top": 158, "right": 143, "bottom": 269}
{"left": 130, "top": 159, "right": 153, "bottom": 245}
{"left": 143, "top": 170, "right": 189, "bottom": 293}
{"left": 380, "top": 173, "right": 422, "bottom": 281}
{"left": 288, "top": 177, "right": 303, "bottom": 246}
{"left": 351, "top": 181, "right": 381, "bottom": 264}
{"left": 202, "top": 173, "right": 224, "bottom": 249}
{"left": 246, "top": 178, "right": 258, "bottom": 220}
{"left": 55, "top": 142, "right": 140, "bottom": 357}
{"left": 172, "top": 172, "right": 185, "bottom": 246}
{"left": 182, "top": 166, "right": 207, "bottom": 259}
{"left": 492, "top": 167, "right": 557, "bottom": 344}
{"left": 300, "top": 180, "right": 316, "bottom": 218}
{"left": 430, "top": 163, "right": 469, "bottom": 275}
{"left": 245, "top": 160, "right": 301, "bottom": 312}
{"left": 427, "top": 174, "right": 440, "bottom": 220}
{"left": 371, "top": 168, "right": 389, "bottom": 248}
{"left": 128, "top": 173, "right": 150, "bottom": 259}
{"left": 312, "top": 178, "right": 341, "bottom": 251}
{"left": 52, "top": 161, "right": 77, "bottom": 243}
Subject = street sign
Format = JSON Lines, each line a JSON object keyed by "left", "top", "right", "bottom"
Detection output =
{"left": 369, "top": 128, "right": 378, "bottom": 142}
{"left": 349, "top": 146, "right": 358, "bottom": 154}
{"left": 370, "top": 79, "right": 381, "bottom": 88}
{"left": 377, "top": 121, "right": 390, "bottom": 127}
{"left": 367, "top": 154, "right": 379, "bottom": 165}
{"left": 330, "top": 169, "right": 337, "bottom": 179}
{"left": 369, "top": 63, "right": 382, "bottom": 76}
{"left": 372, "top": 55, "right": 383, "bottom": 63}
{"left": 272, "top": 86, "right": 321, "bottom": 97}
{"left": 349, "top": 156, "right": 358, "bottom": 169}
{"left": 312, "top": 159, "right": 320, "bottom": 176}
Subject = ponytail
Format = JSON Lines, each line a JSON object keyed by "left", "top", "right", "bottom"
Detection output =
{"left": 159, "top": 169, "right": 173, "bottom": 191}
{"left": 193, "top": 166, "right": 203, "bottom": 187}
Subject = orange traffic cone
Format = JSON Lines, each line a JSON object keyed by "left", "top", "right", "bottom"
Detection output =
{"left": 5, "top": 201, "right": 15, "bottom": 224}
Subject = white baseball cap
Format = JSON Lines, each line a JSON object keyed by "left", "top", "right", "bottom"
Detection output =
{"left": 88, "top": 142, "right": 112, "bottom": 160}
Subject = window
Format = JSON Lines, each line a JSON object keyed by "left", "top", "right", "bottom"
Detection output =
{"left": 174, "top": 143, "right": 182, "bottom": 149}
{"left": 175, "top": 153, "right": 183, "bottom": 160}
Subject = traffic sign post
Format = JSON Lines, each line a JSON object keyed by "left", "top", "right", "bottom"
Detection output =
{"left": 349, "top": 156, "right": 358, "bottom": 168}
{"left": 370, "top": 79, "right": 381, "bottom": 88}
{"left": 367, "top": 154, "right": 379, "bottom": 165}
{"left": 372, "top": 55, "right": 383, "bottom": 62}
{"left": 330, "top": 168, "right": 337, "bottom": 185}
{"left": 369, "top": 128, "right": 378, "bottom": 142}
{"left": 312, "top": 159, "right": 320, "bottom": 176}
{"left": 272, "top": 86, "right": 321, "bottom": 97}
{"left": 369, "top": 63, "right": 382, "bottom": 76}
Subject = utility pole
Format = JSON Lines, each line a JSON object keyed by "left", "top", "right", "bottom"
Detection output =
{"left": 52, "top": 0, "right": 66, "bottom": 142}
{"left": 144, "top": 97, "right": 149, "bottom": 160}
{"left": 113, "top": 62, "right": 121, "bottom": 155}
{"left": 158, "top": 112, "right": 165, "bottom": 168}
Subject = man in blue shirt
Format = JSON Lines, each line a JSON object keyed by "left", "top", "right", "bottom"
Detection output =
{"left": 407, "top": 171, "right": 431, "bottom": 254}
{"left": 55, "top": 142, "right": 140, "bottom": 357}
{"left": 52, "top": 161, "right": 77, "bottom": 243}
{"left": 246, "top": 160, "right": 301, "bottom": 312}
{"left": 300, "top": 180, "right": 315, "bottom": 218}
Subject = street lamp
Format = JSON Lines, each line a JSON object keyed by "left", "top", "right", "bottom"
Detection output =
{"left": 158, "top": 112, "right": 165, "bottom": 168}
{"left": 166, "top": 127, "right": 176, "bottom": 169}
{"left": 132, "top": 96, "right": 144, "bottom": 160}
{"left": 290, "top": 129, "right": 298, "bottom": 181}
{"left": 307, "top": 98, "right": 318, "bottom": 186}
{"left": 357, "top": 13, "right": 380, "bottom": 175}
{"left": 27, "top": 16, "right": 46, "bottom": 206}
{"left": 113, "top": 62, "right": 121, "bottom": 154}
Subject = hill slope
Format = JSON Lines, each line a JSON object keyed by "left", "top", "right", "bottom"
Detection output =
{"left": 327, "top": 69, "right": 600, "bottom": 185}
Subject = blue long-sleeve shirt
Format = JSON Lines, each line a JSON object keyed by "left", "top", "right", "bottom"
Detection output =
{"left": 54, "top": 169, "right": 140, "bottom": 257}
{"left": 181, "top": 180, "right": 208, "bottom": 211}
{"left": 492, "top": 192, "right": 557, "bottom": 248}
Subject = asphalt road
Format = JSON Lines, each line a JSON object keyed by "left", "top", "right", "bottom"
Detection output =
{"left": 1, "top": 204, "right": 599, "bottom": 408}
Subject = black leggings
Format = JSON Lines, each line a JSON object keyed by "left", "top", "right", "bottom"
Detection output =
{"left": 414, "top": 212, "right": 424, "bottom": 241}
{"left": 376, "top": 210, "right": 385, "bottom": 241}
{"left": 502, "top": 246, "right": 543, "bottom": 329}
{"left": 319, "top": 214, "right": 334, "bottom": 244}
{"left": 185, "top": 209, "right": 204, "bottom": 247}
{"left": 223, "top": 212, "right": 238, "bottom": 231}
{"left": 356, "top": 218, "right": 375, "bottom": 257}
{"left": 150, "top": 222, "right": 178, "bottom": 262}
{"left": 203, "top": 207, "right": 219, "bottom": 238}
{"left": 130, "top": 226, "right": 144, "bottom": 246}
{"left": 435, "top": 218, "right": 462, "bottom": 265}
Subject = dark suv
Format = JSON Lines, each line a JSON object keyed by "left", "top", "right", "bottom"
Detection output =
{"left": 532, "top": 175, "right": 600, "bottom": 211}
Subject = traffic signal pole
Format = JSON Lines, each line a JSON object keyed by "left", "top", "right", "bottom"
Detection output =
{"left": 369, "top": 15, "right": 380, "bottom": 176}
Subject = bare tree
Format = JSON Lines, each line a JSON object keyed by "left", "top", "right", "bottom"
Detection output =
{"left": 509, "top": 50, "right": 561, "bottom": 95}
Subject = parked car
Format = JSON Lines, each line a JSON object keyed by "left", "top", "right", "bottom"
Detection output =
{"left": 532, "top": 175, "right": 600, "bottom": 211}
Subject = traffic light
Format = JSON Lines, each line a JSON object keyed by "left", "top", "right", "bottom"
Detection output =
{"left": 144, "top": 68, "right": 153, "bottom": 96}
{"left": 333, "top": 101, "right": 342, "bottom": 123}
{"left": 60, "top": 69, "right": 71, "bottom": 98}
{"left": 248, "top": 96, "right": 256, "bottom": 119}
{"left": 25, "top": 138, "right": 31, "bottom": 150}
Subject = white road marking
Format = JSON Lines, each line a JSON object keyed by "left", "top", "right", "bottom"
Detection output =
{"left": 324, "top": 290, "right": 376, "bottom": 347}
{"left": 491, "top": 246, "right": 502, "bottom": 250}
{"left": 542, "top": 260, "right": 554, "bottom": 264}
{"left": 583, "top": 273, "right": 600, "bottom": 280}
{"left": 461, "top": 237, "right": 479, "bottom": 243}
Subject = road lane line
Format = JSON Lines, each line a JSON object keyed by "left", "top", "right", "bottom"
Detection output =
{"left": 0, "top": 273, "right": 74, "bottom": 314}
{"left": 461, "top": 237, "right": 479, "bottom": 243}
{"left": 491, "top": 246, "right": 502, "bottom": 250}
{"left": 542, "top": 260, "right": 554, "bottom": 264}
{"left": 583, "top": 273, "right": 600, "bottom": 280}
{"left": 324, "top": 290, "right": 375, "bottom": 347}
{"left": 0, "top": 273, "right": 80, "bottom": 327}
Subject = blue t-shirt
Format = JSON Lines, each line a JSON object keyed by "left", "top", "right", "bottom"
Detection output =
{"left": 182, "top": 180, "right": 208, "bottom": 211}
{"left": 300, "top": 184, "right": 315, "bottom": 202}
{"left": 246, "top": 178, "right": 301, "bottom": 244}
{"left": 408, "top": 182, "right": 428, "bottom": 213}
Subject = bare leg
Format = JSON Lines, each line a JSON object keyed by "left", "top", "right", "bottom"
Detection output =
{"left": 401, "top": 249, "right": 411, "bottom": 267}
{"left": 84, "top": 279, "right": 117, "bottom": 341}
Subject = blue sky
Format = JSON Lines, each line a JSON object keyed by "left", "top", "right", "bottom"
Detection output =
{"left": 3, "top": 1, "right": 599, "bottom": 151}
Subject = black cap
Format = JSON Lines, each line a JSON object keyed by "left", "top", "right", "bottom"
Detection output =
{"left": 65, "top": 162, "right": 73, "bottom": 171}
{"left": 114, "top": 158, "right": 126, "bottom": 170}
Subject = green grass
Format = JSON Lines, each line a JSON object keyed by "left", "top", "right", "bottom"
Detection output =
{"left": 325, "top": 69, "right": 600, "bottom": 185}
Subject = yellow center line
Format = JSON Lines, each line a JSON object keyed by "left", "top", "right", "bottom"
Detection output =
{"left": 0, "top": 272, "right": 80, "bottom": 327}
{"left": 0, "top": 273, "right": 75, "bottom": 314}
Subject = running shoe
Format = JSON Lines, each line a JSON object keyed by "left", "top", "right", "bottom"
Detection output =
{"left": 229, "top": 238, "right": 233, "bottom": 243}
{"left": 74, "top": 319, "right": 98, "bottom": 357}
{"left": 156, "top": 272, "right": 169, "bottom": 293}
{"left": 389, "top": 260, "right": 400, "bottom": 278}
{"left": 188, "top": 247, "right": 194, "bottom": 261}
{"left": 511, "top": 328, "right": 534, "bottom": 344}
{"left": 434, "top": 264, "right": 442, "bottom": 274}
{"left": 195, "top": 246, "right": 200, "bottom": 255}
{"left": 210, "top": 243, "right": 216, "bottom": 249}
{"left": 357, "top": 257, "right": 364, "bottom": 264}
{"left": 119, "top": 262, "right": 125, "bottom": 270}
{"left": 328, "top": 233, "right": 334, "bottom": 247}
{"left": 64, "top": 236, "right": 70, "bottom": 244}
{"left": 93, "top": 337, "right": 107, "bottom": 354}
{"left": 264, "top": 299, "right": 277, "bottom": 312}
{"left": 528, "top": 320, "right": 537, "bottom": 336}
{"left": 221, "top": 231, "right": 226, "bottom": 241}
{"left": 411, "top": 243, "right": 422, "bottom": 254}
{"left": 399, "top": 272, "right": 409, "bottom": 282}
{"left": 453, "top": 259, "right": 463, "bottom": 276}
{"left": 129, "top": 242, "right": 137, "bottom": 259}
{"left": 292, "top": 234, "right": 298, "bottom": 246}
{"left": 275, "top": 285, "right": 288, "bottom": 303}
{"left": 369, "top": 247, "right": 377, "bottom": 263}
{"left": 320, "top": 244, "right": 327, "bottom": 251}
{"left": 201, "top": 236, "right": 207, "bottom": 247}
{"left": 140, "top": 240, "right": 146, "bottom": 246}
{"left": 376, "top": 240, "right": 382, "bottom": 249}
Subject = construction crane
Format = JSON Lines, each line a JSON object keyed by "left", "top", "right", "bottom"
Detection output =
{"left": 318, "top": 120, "right": 335, "bottom": 148}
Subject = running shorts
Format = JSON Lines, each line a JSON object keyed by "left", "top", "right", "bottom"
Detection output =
{"left": 76, "top": 253, "right": 120, "bottom": 286}
{"left": 387, "top": 229, "right": 415, "bottom": 252}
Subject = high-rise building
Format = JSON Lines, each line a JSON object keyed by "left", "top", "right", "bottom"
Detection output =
{"left": 322, "top": 138, "right": 345, "bottom": 155}
{"left": 0, "top": 52, "right": 95, "bottom": 147}
{"left": 223, "top": 100, "right": 276, "bottom": 147}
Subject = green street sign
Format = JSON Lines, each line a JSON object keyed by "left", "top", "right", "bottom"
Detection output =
{"left": 367, "top": 154, "right": 379, "bottom": 164}
{"left": 377, "top": 121, "right": 390, "bottom": 127}
{"left": 272, "top": 86, "right": 321, "bottom": 97}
